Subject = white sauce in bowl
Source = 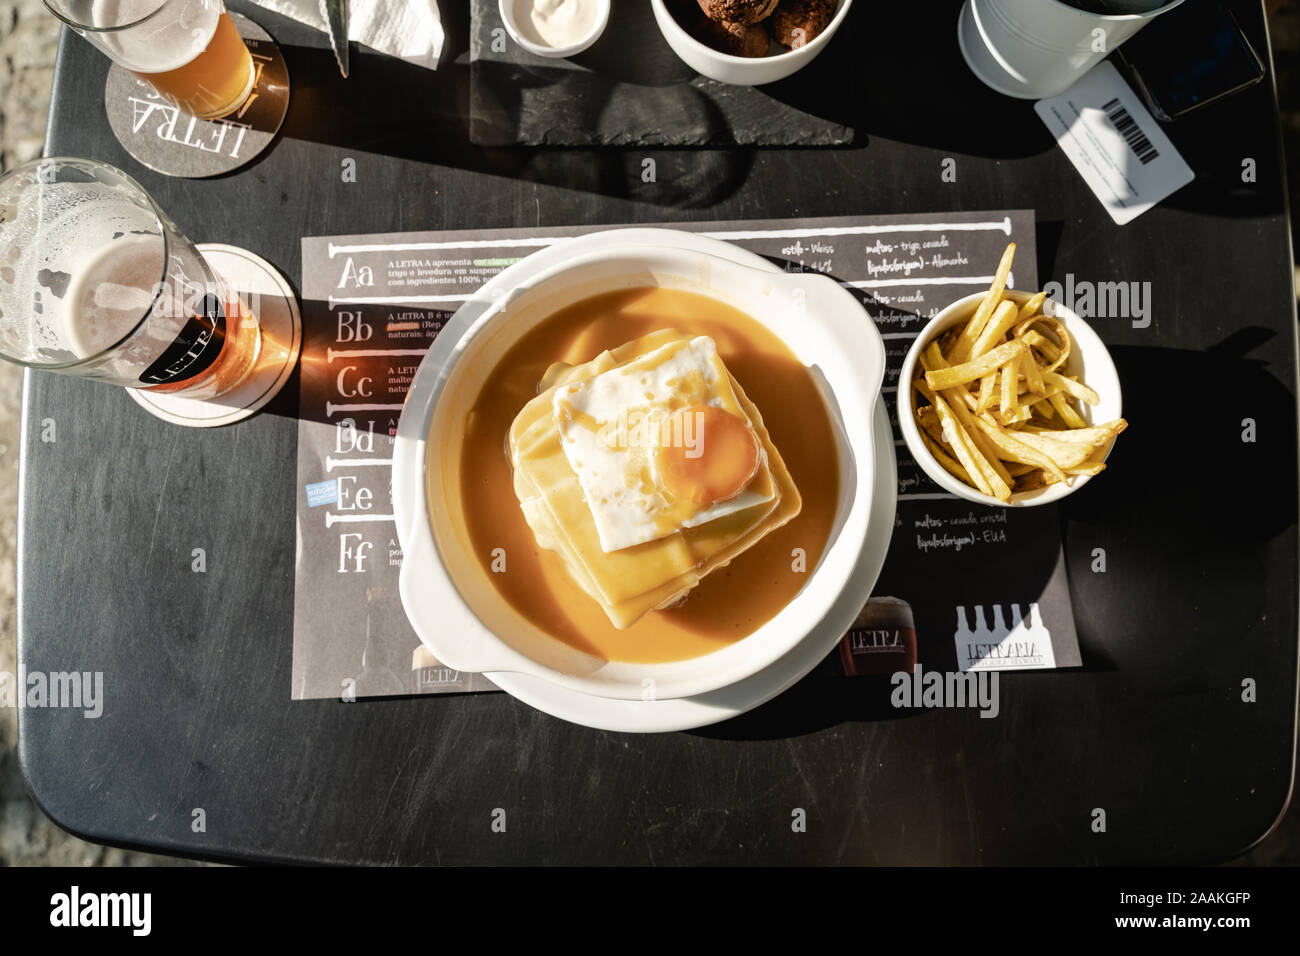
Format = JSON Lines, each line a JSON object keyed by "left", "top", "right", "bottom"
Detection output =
{"left": 515, "top": 0, "right": 602, "bottom": 49}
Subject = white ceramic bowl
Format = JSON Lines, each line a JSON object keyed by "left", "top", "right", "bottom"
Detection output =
{"left": 897, "top": 289, "right": 1123, "bottom": 507}
{"left": 396, "top": 231, "right": 885, "bottom": 701}
{"left": 650, "top": 0, "right": 852, "bottom": 86}
{"left": 500, "top": 0, "right": 611, "bottom": 59}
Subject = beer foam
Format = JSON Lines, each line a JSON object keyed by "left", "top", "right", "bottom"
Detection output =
{"left": 0, "top": 182, "right": 164, "bottom": 363}
{"left": 92, "top": 0, "right": 219, "bottom": 74}
{"left": 92, "top": 281, "right": 157, "bottom": 314}
{"left": 64, "top": 235, "right": 166, "bottom": 358}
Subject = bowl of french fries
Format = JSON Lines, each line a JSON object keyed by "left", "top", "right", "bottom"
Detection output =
{"left": 899, "top": 243, "right": 1127, "bottom": 506}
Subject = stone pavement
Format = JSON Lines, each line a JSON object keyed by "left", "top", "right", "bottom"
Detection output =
{"left": 0, "top": 1, "right": 1297, "bottom": 866}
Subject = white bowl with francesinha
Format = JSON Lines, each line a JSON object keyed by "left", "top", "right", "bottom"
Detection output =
{"left": 396, "top": 233, "right": 885, "bottom": 701}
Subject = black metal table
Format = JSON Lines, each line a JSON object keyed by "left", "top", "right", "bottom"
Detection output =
{"left": 18, "top": 0, "right": 1298, "bottom": 865}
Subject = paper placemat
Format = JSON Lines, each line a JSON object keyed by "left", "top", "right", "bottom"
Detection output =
{"left": 292, "top": 209, "right": 1080, "bottom": 701}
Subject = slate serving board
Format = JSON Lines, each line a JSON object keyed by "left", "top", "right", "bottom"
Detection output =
{"left": 470, "top": 0, "right": 855, "bottom": 147}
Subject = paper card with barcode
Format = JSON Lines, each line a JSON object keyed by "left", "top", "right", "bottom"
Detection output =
{"left": 1035, "top": 61, "right": 1194, "bottom": 225}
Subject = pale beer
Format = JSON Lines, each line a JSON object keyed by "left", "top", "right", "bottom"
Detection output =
{"left": 46, "top": 0, "right": 255, "bottom": 119}
{"left": 0, "top": 158, "right": 265, "bottom": 402}
{"left": 61, "top": 234, "right": 262, "bottom": 396}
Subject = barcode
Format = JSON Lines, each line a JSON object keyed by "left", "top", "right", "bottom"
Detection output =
{"left": 1101, "top": 97, "right": 1159, "bottom": 165}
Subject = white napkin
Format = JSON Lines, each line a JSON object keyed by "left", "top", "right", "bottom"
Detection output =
{"left": 248, "top": 0, "right": 445, "bottom": 71}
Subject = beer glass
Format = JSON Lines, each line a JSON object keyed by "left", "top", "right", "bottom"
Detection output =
{"left": 43, "top": 0, "right": 255, "bottom": 120}
{"left": 0, "top": 157, "right": 262, "bottom": 401}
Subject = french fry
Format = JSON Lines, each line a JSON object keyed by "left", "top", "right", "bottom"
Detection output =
{"left": 1007, "top": 430, "right": 1099, "bottom": 470}
{"left": 916, "top": 405, "right": 947, "bottom": 448}
{"left": 1016, "top": 291, "right": 1048, "bottom": 321}
{"left": 933, "top": 399, "right": 995, "bottom": 496}
{"left": 976, "top": 370, "right": 997, "bottom": 414}
{"left": 998, "top": 403, "right": 1033, "bottom": 426}
{"left": 1042, "top": 370, "right": 1100, "bottom": 406}
{"left": 938, "top": 327, "right": 961, "bottom": 356}
{"left": 1016, "top": 470, "right": 1050, "bottom": 493}
{"left": 922, "top": 341, "right": 947, "bottom": 371}
{"left": 1022, "top": 329, "right": 1059, "bottom": 362}
{"left": 999, "top": 359, "right": 1017, "bottom": 419}
{"left": 1066, "top": 462, "right": 1106, "bottom": 477}
{"left": 972, "top": 299, "right": 1022, "bottom": 359}
{"left": 950, "top": 241, "right": 1016, "bottom": 364}
{"left": 970, "top": 417, "right": 1067, "bottom": 482}
{"left": 1018, "top": 317, "right": 1071, "bottom": 373}
{"left": 920, "top": 392, "right": 1008, "bottom": 489}
{"left": 1021, "top": 348, "right": 1045, "bottom": 396}
{"left": 1021, "top": 421, "right": 1128, "bottom": 445}
{"left": 1047, "top": 390, "right": 1087, "bottom": 428}
{"left": 920, "top": 342, "right": 977, "bottom": 411}
{"left": 942, "top": 385, "right": 1014, "bottom": 488}
{"left": 966, "top": 417, "right": 1015, "bottom": 487}
{"left": 1037, "top": 462, "right": 1108, "bottom": 487}
{"left": 925, "top": 338, "right": 1025, "bottom": 391}
{"left": 918, "top": 380, "right": 1011, "bottom": 501}
{"left": 920, "top": 431, "right": 974, "bottom": 485}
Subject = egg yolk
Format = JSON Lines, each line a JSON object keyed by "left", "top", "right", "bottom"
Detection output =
{"left": 655, "top": 405, "right": 760, "bottom": 506}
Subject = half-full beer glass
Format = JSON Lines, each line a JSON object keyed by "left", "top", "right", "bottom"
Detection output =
{"left": 0, "top": 157, "right": 261, "bottom": 400}
{"left": 43, "top": 0, "right": 255, "bottom": 120}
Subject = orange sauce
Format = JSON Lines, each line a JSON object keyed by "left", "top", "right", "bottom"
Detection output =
{"left": 458, "top": 287, "right": 840, "bottom": 663}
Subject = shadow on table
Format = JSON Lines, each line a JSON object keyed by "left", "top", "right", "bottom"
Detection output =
{"left": 1073, "top": 330, "right": 1296, "bottom": 542}
{"left": 1064, "top": 330, "right": 1294, "bottom": 679}
{"left": 271, "top": 41, "right": 754, "bottom": 210}
{"left": 261, "top": 0, "right": 1286, "bottom": 222}
{"left": 696, "top": 327, "right": 1298, "bottom": 741}
{"left": 471, "top": 0, "right": 812, "bottom": 149}
{"left": 768, "top": 0, "right": 1288, "bottom": 225}
{"left": 695, "top": 656, "right": 927, "bottom": 742}
{"left": 759, "top": 4, "right": 1046, "bottom": 160}
{"left": 471, "top": 58, "right": 745, "bottom": 146}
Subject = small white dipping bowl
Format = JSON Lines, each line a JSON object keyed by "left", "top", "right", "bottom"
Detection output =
{"left": 500, "top": 0, "right": 611, "bottom": 59}
{"left": 897, "top": 289, "right": 1123, "bottom": 508}
{"left": 396, "top": 233, "right": 886, "bottom": 701}
{"left": 650, "top": 0, "right": 853, "bottom": 86}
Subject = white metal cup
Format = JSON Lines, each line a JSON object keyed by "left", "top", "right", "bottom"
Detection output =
{"left": 957, "top": 0, "right": 1185, "bottom": 100}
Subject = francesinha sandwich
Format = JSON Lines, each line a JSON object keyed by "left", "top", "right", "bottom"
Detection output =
{"left": 507, "top": 329, "right": 802, "bottom": 630}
